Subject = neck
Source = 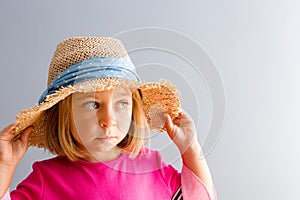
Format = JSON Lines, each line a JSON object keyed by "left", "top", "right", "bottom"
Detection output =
{"left": 88, "top": 147, "right": 122, "bottom": 162}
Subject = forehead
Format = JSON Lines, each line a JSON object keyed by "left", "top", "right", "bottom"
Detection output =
{"left": 72, "top": 87, "right": 132, "bottom": 100}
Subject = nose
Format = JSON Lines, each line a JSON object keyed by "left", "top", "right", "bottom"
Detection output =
{"left": 98, "top": 105, "right": 117, "bottom": 128}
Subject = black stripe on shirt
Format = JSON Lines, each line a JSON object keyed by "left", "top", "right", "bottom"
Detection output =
{"left": 172, "top": 186, "right": 183, "bottom": 200}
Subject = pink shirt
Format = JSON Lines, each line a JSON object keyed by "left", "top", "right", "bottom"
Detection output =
{"left": 1, "top": 149, "right": 215, "bottom": 200}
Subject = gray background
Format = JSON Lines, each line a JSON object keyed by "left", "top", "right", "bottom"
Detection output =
{"left": 1, "top": 0, "right": 300, "bottom": 199}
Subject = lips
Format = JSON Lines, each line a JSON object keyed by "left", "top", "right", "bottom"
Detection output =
{"left": 96, "top": 136, "right": 117, "bottom": 143}
{"left": 99, "top": 136, "right": 117, "bottom": 139}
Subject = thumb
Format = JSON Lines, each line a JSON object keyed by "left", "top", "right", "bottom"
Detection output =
{"left": 20, "top": 126, "right": 33, "bottom": 145}
{"left": 164, "top": 113, "right": 176, "bottom": 138}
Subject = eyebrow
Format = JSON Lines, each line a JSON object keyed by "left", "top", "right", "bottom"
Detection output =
{"left": 72, "top": 93, "right": 96, "bottom": 101}
{"left": 114, "top": 91, "right": 132, "bottom": 98}
{"left": 73, "top": 91, "right": 132, "bottom": 101}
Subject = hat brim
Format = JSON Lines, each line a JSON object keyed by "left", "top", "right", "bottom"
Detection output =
{"left": 13, "top": 78, "right": 181, "bottom": 148}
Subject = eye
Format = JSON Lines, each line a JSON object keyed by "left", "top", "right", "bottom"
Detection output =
{"left": 83, "top": 101, "right": 99, "bottom": 110}
{"left": 117, "top": 101, "right": 129, "bottom": 109}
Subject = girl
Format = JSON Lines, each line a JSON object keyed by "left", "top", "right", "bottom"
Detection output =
{"left": 0, "top": 37, "right": 216, "bottom": 199}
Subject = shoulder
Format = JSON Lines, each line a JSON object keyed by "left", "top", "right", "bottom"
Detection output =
{"left": 32, "top": 156, "right": 71, "bottom": 172}
{"left": 138, "top": 148, "right": 180, "bottom": 176}
{"left": 9, "top": 157, "right": 68, "bottom": 199}
{"left": 35, "top": 156, "right": 68, "bottom": 164}
{"left": 137, "top": 148, "right": 181, "bottom": 194}
{"left": 28, "top": 156, "right": 79, "bottom": 186}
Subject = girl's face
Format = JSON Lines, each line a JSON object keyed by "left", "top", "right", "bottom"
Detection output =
{"left": 71, "top": 87, "right": 133, "bottom": 161}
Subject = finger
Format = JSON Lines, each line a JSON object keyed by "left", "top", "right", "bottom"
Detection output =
{"left": 176, "top": 110, "right": 194, "bottom": 125}
{"left": 1, "top": 123, "right": 16, "bottom": 134}
{"left": 20, "top": 126, "right": 33, "bottom": 145}
{"left": 0, "top": 124, "right": 17, "bottom": 141}
{"left": 171, "top": 112, "right": 183, "bottom": 126}
{"left": 172, "top": 117, "right": 181, "bottom": 126}
{"left": 177, "top": 110, "right": 189, "bottom": 119}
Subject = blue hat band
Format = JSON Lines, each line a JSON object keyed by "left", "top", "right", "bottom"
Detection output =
{"left": 39, "top": 57, "right": 140, "bottom": 104}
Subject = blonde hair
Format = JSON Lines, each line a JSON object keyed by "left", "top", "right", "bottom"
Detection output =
{"left": 44, "top": 89, "right": 149, "bottom": 161}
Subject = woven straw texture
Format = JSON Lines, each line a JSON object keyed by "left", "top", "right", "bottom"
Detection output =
{"left": 47, "top": 37, "right": 128, "bottom": 86}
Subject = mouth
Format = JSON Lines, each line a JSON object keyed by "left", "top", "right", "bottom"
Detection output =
{"left": 96, "top": 136, "right": 117, "bottom": 143}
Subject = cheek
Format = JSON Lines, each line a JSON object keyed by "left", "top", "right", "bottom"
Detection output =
{"left": 115, "top": 108, "right": 132, "bottom": 131}
{"left": 72, "top": 109, "right": 98, "bottom": 135}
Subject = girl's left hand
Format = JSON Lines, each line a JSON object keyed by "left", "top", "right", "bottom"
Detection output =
{"left": 164, "top": 110, "right": 215, "bottom": 199}
{"left": 164, "top": 110, "right": 198, "bottom": 154}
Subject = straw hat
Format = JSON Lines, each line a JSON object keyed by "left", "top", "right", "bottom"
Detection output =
{"left": 13, "top": 37, "right": 181, "bottom": 148}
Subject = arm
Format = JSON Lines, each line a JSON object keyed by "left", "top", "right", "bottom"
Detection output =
{"left": 0, "top": 124, "right": 32, "bottom": 198}
{"left": 164, "top": 111, "right": 215, "bottom": 199}
{"left": 181, "top": 142, "right": 214, "bottom": 195}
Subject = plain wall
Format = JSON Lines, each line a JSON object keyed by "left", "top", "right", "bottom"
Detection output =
{"left": 1, "top": 0, "right": 300, "bottom": 199}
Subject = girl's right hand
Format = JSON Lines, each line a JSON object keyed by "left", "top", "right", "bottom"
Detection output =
{"left": 0, "top": 123, "right": 32, "bottom": 167}
{"left": 0, "top": 124, "right": 32, "bottom": 197}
